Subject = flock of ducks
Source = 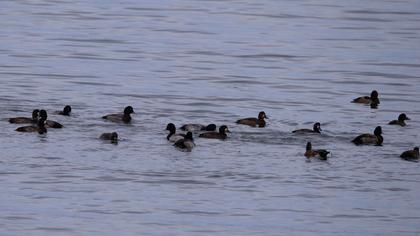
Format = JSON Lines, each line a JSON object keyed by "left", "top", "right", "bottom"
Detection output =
{"left": 6, "top": 90, "right": 419, "bottom": 161}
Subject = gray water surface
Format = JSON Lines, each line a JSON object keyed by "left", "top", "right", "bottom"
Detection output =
{"left": 1, "top": 0, "right": 420, "bottom": 235}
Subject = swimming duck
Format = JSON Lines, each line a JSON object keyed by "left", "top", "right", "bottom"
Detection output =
{"left": 236, "top": 111, "right": 268, "bottom": 127}
{"left": 180, "top": 123, "right": 216, "bottom": 132}
{"left": 15, "top": 118, "right": 47, "bottom": 134}
{"left": 102, "top": 106, "right": 134, "bottom": 123}
{"left": 8, "top": 109, "right": 39, "bottom": 124}
{"left": 304, "top": 142, "right": 329, "bottom": 160}
{"left": 352, "top": 126, "right": 383, "bottom": 146}
{"left": 389, "top": 113, "right": 410, "bottom": 127}
{"left": 173, "top": 132, "right": 195, "bottom": 152}
{"left": 293, "top": 122, "right": 322, "bottom": 134}
{"left": 166, "top": 123, "right": 185, "bottom": 142}
{"left": 199, "top": 125, "right": 230, "bottom": 139}
{"left": 39, "top": 110, "right": 63, "bottom": 128}
{"left": 100, "top": 132, "right": 118, "bottom": 143}
{"left": 400, "top": 147, "right": 419, "bottom": 161}
{"left": 352, "top": 90, "right": 380, "bottom": 107}
{"left": 58, "top": 105, "right": 72, "bottom": 116}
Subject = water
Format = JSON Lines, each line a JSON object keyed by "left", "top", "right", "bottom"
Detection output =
{"left": 1, "top": 0, "right": 420, "bottom": 235}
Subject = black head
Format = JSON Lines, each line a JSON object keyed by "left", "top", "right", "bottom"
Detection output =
{"left": 32, "top": 109, "right": 40, "bottom": 119}
{"left": 258, "top": 111, "right": 268, "bottom": 119}
{"left": 166, "top": 123, "right": 176, "bottom": 133}
{"left": 398, "top": 113, "right": 410, "bottom": 121}
{"left": 414, "top": 147, "right": 419, "bottom": 153}
{"left": 63, "top": 105, "right": 72, "bottom": 115}
{"left": 313, "top": 122, "right": 322, "bottom": 133}
{"left": 185, "top": 132, "right": 193, "bottom": 141}
{"left": 124, "top": 106, "right": 134, "bottom": 115}
{"left": 39, "top": 109, "right": 48, "bottom": 119}
{"left": 374, "top": 126, "right": 382, "bottom": 135}
{"left": 205, "top": 124, "right": 217, "bottom": 131}
{"left": 306, "top": 142, "right": 312, "bottom": 151}
{"left": 318, "top": 150, "right": 330, "bottom": 159}
{"left": 219, "top": 125, "right": 230, "bottom": 134}
{"left": 111, "top": 132, "right": 118, "bottom": 141}
{"left": 370, "top": 90, "right": 379, "bottom": 99}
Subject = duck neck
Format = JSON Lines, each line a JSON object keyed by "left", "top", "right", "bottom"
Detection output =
{"left": 122, "top": 113, "right": 131, "bottom": 123}
{"left": 37, "top": 122, "right": 47, "bottom": 134}
{"left": 376, "top": 134, "right": 383, "bottom": 145}
{"left": 167, "top": 129, "right": 175, "bottom": 140}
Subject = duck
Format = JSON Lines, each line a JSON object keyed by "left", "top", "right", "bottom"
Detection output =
{"left": 39, "top": 110, "right": 63, "bottom": 128}
{"left": 8, "top": 109, "right": 39, "bottom": 124}
{"left": 102, "top": 106, "right": 134, "bottom": 123}
{"left": 352, "top": 126, "right": 383, "bottom": 146}
{"left": 352, "top": 90, "right": 380, "bottom": 107}
{"left": 199, "top": 125, "right": 230, "bottom": 140}
{"left": 166, "top": 123, "right": 185, "bottom": 142}
{"left": 100, "top": 132, "right": 118, "bottom": 143}
{"left": 304, "top": 142, "right": 329, "bottom": 160}
{"left": 57, "top": 105, "right": 72, "bottom": 116}
{"left": 389, "top": 113, "right": 410, "bottom": 127}
{"left": 173, "top": 132, "right": 195, "bottom": 152}
{"left": 293, "top": 122, "right": 322, "bottom": 134}
{"left": 400, "top": 147, "right": 419, "bottom": 161}
{"left": 236, "top": 111, "right": 268, "bottom": 127}
{"left": 15, "top": 118, "right": 47, "bottom": 134}
{"left": 180, "top": 123, "right": 216, "bottom": 132}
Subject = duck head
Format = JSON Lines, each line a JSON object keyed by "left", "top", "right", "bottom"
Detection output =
{"left": 258, "top": 111, "right": 268, "bottom": 120}
{"left": 398, "top": 113, "right": 410, "bottom": 121}
{"left": 219, "top": 125, "right": 230, "bottom": 134}
{"left": 124, "top": 106, "right": 134, "bottom": 115}
{"left": 63, "top": 105, "right": 72, "bottom": 115}
{"left": 166, "top": 123, "right": 176, "bottom": 134}
{"left": 313, "top": 122, "right": 322, "bottom": 133}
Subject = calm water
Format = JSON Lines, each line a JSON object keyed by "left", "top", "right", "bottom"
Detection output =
{"left": 1, "top": 0, "right": 420, "bottom": 235}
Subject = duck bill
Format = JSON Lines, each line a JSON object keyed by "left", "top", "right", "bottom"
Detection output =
{"left": 226, "top": 129, "right": 231, "bottom": 133}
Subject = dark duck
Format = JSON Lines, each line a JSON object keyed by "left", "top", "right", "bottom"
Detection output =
{"left": 102, "top": 106, "right": 134, "bottom": 123}
{"left": 57, "top": 105, "right": 72, "bottom": 116}
{"left": 400, "top": 147, "right": 419, "bottom": 161}
{"left": 352, "top": 90, "right": 380, "bottom": 108}
{"left": 16, "top": 118, "right": 47, "bottom": 134}
{"left": 304, "top": 142, "right": 329, "bottom": 160}
{"left": 199, "top": 125, "right": 230, "bottom": 140}
{"left": 8, "top": 109, "right": 39, "bottom": 124}
{"left": 293, "top": 122, "right": 322, "bottom": 134}
{"left": 100, "top": 132, "right": 118, "bottom": 143}
{"left": 389, "top": 113, "right": 410, "bottom": 127}
{"left": 352, "top": 126, "right": 383, "bottom": 146}
{"left": 236, "top": 111, "right": 268, "bottom": 128}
